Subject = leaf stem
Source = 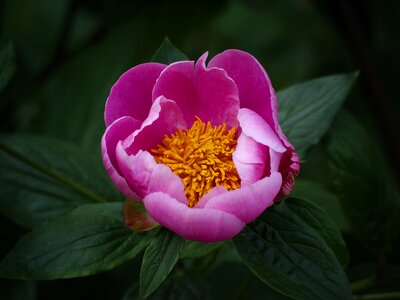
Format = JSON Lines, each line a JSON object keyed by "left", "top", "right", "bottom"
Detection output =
{"left": 0, "top": 143, "right": 107, "bottom": 203}
{"left": 353, "top": 291, "right": 400, "bottom": 299}
{"left": 351, "top": 271, "right": 400, "bottom": 292}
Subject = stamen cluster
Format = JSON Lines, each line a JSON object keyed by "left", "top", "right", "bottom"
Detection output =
{"left": 152, "top": 118, "right": 240, "bottom": 207}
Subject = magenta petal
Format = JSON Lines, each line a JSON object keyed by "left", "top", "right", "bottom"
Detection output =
{"left": 238, "top": 108, "right": 286, "bottom": 153}
{"left": 101, "top": 116, "right": 141, "bottom": 198}
{"left": 233, "top": 133, "right": 268, "bottom": 186}
{"left": 152, "top": 59, "right": 239, "bottom": 128}
{"left": 209, "top": 49, "right": 294, "bottom": 149}
{"left": 196, "top": 186, "right": 228, "bottom": 208}
{"left": 105, "top": 63, "right": 166, "bottom": 126}
{"left": 209, "top": 49, "right": 278, "bottom": 130}
{"left": 144, "top": 192, "right": 245, "bottom": 242}
{"left": 116, "top": 144, "right": 186, "bottom": 203}
{"left": 269, "top": 148, "right": 283, "bottom": 173}
{"left": 204, "top": 173, "right": 282, "bottom": 224}
{"left": 123, "top": 96, "right": 187, "bottom": 155}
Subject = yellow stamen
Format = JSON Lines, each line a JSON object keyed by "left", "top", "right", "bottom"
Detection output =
{"left": 151, "top": 117, "right": 240, "bottom": 207}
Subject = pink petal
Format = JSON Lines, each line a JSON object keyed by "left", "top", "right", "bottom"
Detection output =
{"left": 204, "top": 172, "right": 282, "bottom": 224}
{"left": 233, "top": 133, "right": 269, "bottom": 186}
{"left": 116, "top": 144, "right": 187, "bottom": 204}
{"left": 105, "top": 62, "right": 166, "bottom": 126}
{"left": 269, "top": 148, "right": 283, "bottom": 173}
{"left": 209, "top": 50, "right": 277, "bottom": 127}
{"left": 152, "top": 55, "right": 240, "bottom": 128}
{"left": 123, "top": 96, "right": 187, "bottom": 155}
{"left": 101, "top": 116, "right": 141, "bottom": 198}
{"left": 196, "top": 186, "right": 228, "bottom": 208}
{"left": 276, "top": 149, "right": 301, "bottom": 199}
{"left": 144, "top": 192, "right": 245, "bottom": 242}
{"left": 238, "top": 108, "right": 286, "bottom": 153}
{"left": 209, "top": 49, "right": 295, "bottom": 148}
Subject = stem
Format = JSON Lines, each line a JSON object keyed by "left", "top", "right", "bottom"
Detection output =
{"left": 0, "top": 143, "right": 107, "bottom": 203}
{"left": 353, "top": 291, "right": 400, "bottom": 300}
{"left": 351, "top": 276, "right": 376, "bottom": 292}
{"left": 351, "top": 271, "right": 400, "bottom": 292}
{"left": 235, "top": 273, "right": 252, "bottom": 300}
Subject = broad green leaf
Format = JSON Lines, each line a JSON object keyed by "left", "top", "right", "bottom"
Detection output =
{"left": 234, "top": 198, "right": 352, "bottom": 300}
{"left": 0, "top": 41, "right": 16, "bottom": 93}
{"left": 325, "top": 111, "right": 400, "bottom": 252}
{"left": 152, "top": 38, "right": 188, "bottom": 64}
{"left": 0, "top": 134, "right": 122, "bottom": 228}
{"left": 292, "top": 179, "right": 351, "bottom": 232}
{"left": 180, "top": 240, "right": 225, "bottom": 259}
{"left": 0, "top": 203, "right": 152, "bottom": 279}
{"left": 283, "top": 198, "right": 349, "bottom": 267}
{"left": 277, "top": 73, "right": 357, "bottom": 157}
{"left": 140, "top": 228, "right": 184, "bottom": 299}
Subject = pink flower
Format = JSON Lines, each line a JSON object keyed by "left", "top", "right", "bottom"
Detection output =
{"left": 102, "top": 50, "right": 300, "bottom": 242}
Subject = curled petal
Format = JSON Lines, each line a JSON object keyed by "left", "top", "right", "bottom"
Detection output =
{"left": 123, "top": 96, "right": 187, "bottom": 155}
{"left": 105, "top": 63, "right": 166, "bottom": 126}
{"left": 101, "top": 116, "right": 141, "bottom": 198}
{"left": 144, "top": 192, "right": 245, "bottom": 242}
{"left": 276, "top": 149, "right": 301, "bottom": 200}
{"left": 233, "top": 133, "right": 268, "bottom": 186}
{"left": 204, "top": 173, "right": 282, "bottom": 224}
{"left": 116, "top": 145, "right": 187, "bottom": 204}
{"left": 209, "top": 49, "right": 292, "bottom": 148}
{"left": 152, "top": 56, "right": 240, "bottom": 128}
{"left": 196, "top": 186, "right": 228, "bottom": 208}
{"left": 269, "top": 148, "right": 283, "bottom": 174}
{"left": 238, "top": 108, "right": 286, "bottom": 153}
{"left": 209, "top": 49, "right": 277, "bottom": 127}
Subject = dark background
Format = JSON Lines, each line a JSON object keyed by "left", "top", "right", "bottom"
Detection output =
{"left": 0, "top": 0, "right": 399, "bottom": 299}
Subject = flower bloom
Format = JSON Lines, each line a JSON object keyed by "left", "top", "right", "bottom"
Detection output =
{"left": 102, "top": 50, "right": 300, "bottom": 242}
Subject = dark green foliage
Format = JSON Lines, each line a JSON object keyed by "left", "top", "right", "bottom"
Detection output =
{"left": 0, "top": 41, "right": 16, "bottom": 93}
{"left": 278, "top": 73, "right": 357, "bottom": 158}
{"left": 326, "top": 111, "right": 400, "bottom": 252}
{"left": 0, "top": 203, "right": 152, "bottom": 279}
{"left": 234, "top": 198, "right": 352, "bottom": 300}
{"left": 140, "top": 228, "right": 184, "bottom": 299}
{"left": 0, "top": 135, "right": 122, "bottom": 228}
{"left": 152, "top": 38, "right": 188, "bottom": 64}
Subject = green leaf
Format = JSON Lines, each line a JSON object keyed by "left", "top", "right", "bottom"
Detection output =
{"left": 140, "top": 228, "right": 184, "bottom": 299}
{"left": 277, "top": 73, "right": 357, "bottom": 158}
{"left": 0, "top": 134, "right": 123, "bottom": 228}
{"left": 152, "top": 38, "right": 188, "bottom": 64}
{"left": 0, "top": 41, "right": 16, "bottom": 93}
{"left": 292, "top": 179, "right": 351, "bottom": 232}
{"left": 283, "top": 198, "right": 349, "bottom": 267}
{"left": 234, "top": 198, "right": 352, "bottom": 300}
{"left": 180, "top": 240, "right": 225, "bottom": 259}
{"left": 0, "top": 203, "right": 152, "bottom": 279}
{"left": 325, "top": 111, "right": 400, "bottom": 252}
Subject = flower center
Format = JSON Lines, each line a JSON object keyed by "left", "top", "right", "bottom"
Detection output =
{"left": 151, "top": 118, "right": 240, "bottom": 207}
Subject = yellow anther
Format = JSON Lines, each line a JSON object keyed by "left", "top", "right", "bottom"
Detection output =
{"left": 151, "top": 117, "right": 240, "bottom": 207}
